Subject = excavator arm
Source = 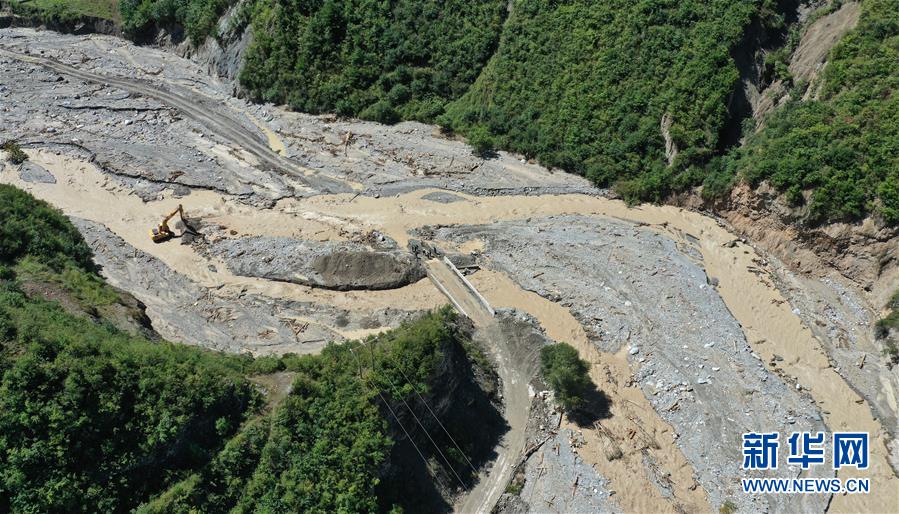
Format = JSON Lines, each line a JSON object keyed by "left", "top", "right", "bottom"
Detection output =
{"left": 150, "top": 204, "right": 185, "bottom": 243}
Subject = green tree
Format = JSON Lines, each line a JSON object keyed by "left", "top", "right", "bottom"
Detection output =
{"left": 540, "top": 343, "right": 591, "bottom": 411}
{"left": 0, "top": 184, "right": 94, "bottom": 271}
{"left": 467, "top": 125, "right": 496, "bottom": 157}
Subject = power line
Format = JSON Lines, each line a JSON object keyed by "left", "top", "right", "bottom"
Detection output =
{"left": 391, "top": 357, "right": 479, "bottom": 476}
{"left": 361, "top": 339, "right": 470, "bottom": 490}
{"left": 348, "top": 346, "right": 434, "bottom": 477}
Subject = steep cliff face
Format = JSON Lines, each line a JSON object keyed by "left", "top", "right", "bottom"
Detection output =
{"left": 377, "top": 316, "right": 505, "bottom": 512}
{"left": 749, "top": 1, "right": 862, "bottom": 126}
{"left": 683, "top": 182, "right": 897, "bottom": 296}
{"left": 688, "top": 0, "right": 897, "bottom": 297}
{"left": 172, "top": 1, "right": 252, "bottom": 95}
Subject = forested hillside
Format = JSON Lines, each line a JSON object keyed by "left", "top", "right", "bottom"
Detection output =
{"left": 239, "top": 0, "right": 507, "bottom": 123}
{"left": 732, "top": 0, "right": 899, "bottom": 224}
{"left": 0, "top": 185, "right": 489, "bottom": 513}
{"left": 442, "top": 0, "right": 769, "bottom": 201}
{"left": 0, "top": 185, "right": 261, "bottom": 513}
{"left": 140, "top": 308, "right": 492, "bottom": 513}
{"left": 15, "top": 0, "right": 899, "bottom": 225}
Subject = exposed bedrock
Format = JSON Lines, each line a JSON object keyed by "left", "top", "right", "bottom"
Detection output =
{"left": 207, "top": 236, "right": 426, "bottom": 291}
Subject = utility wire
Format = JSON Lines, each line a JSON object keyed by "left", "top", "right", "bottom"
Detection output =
{"left": 359, "top": 340, "right": 470, "bottom": 490}
{"left": 348, "top": 346, "right": 434, "bottom": 477}
{"left": 391, "top": 358, "right": 479, "bottom": 476}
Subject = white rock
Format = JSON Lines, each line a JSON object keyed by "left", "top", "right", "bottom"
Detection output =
{"left": 629, "top": 346, "right": 640, "bottom": 355}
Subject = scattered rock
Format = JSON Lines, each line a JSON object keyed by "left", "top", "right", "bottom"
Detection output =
{"left": 18, "top": 161, "right": 55, "bottom": 183}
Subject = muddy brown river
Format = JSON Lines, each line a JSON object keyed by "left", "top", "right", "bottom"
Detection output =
{"left": 2, "top": 149, "right": 894, "bottom": 513}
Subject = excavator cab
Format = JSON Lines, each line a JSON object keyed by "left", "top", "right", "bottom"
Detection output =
{"left": 150, "top": 204, "right": 187, "bottom": 243}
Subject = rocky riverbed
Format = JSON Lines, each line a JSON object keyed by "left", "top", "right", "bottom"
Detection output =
{"left": 2, "top": 26, "right": 896, "bottom": 514}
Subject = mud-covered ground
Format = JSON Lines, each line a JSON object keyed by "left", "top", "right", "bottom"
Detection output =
{"left": 2, "top": 27, "right": 896, "bottom": 514}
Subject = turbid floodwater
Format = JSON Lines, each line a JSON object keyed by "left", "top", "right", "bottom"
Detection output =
{"left": 2, "top": 26, "right": 896, "bottom": 512}
{"left": 3, "top": 149, "right": 895, "bottom": 512}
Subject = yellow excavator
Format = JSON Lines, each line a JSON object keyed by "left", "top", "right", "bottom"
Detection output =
{"left": 150, "top": 204, "right": 190, "bottom": 243}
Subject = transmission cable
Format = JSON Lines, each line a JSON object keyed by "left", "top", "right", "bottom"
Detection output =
{"left": 348, "top": 346, "right": 435, "bottom": 477}
{"left": 359, "top": 340, "right": 470, "bottom": 490}
{"left": 391, "top": 356, "right": 479, "bottom": 476}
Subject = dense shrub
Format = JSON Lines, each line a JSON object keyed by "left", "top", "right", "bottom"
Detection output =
{"left": 442, "top": 0, "right": 769, "bottom": 203}
{"left": 733, "top": 0, "right": 899, "bottom": 224}
{"left": 135, "top": 308, "right": 464, "bottom": 513}
{"left": 4, "top": 0, "right": 119, "bottom": 24}
{"left": 120, "top": 0, "right": 233, "bottom": 42}
{"left": 540, "top": 343, "right": 591, "bottom": 411}
{"left": 0, "top": 185, "right": 94, "bottom": 271}
{"left": 0, "top": 285, "right": 260, "bottom": 513}
{"left": 239, "top": 0, "right": 506, "bottom": 122}
{"left": 0, "top": 186, "right": 261, "bottom": 513}
{"left": 876, "top": 289, "right": 899, "bottom": 364}
{"left": 467, "top": 125, "right": 496, "bottom": 157}
{"left": 1, "top": 141, "right": 27, "bottom": 165}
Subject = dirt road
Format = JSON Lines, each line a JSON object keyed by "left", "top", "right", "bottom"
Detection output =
{"left": 2, "top": 27, "right": 896, "bottom": 514}
{"left": 0, "top": 47, "right": 353, "bottom": 195}
{"left": 424, "top": 261, "right": 531, "bottom": 514}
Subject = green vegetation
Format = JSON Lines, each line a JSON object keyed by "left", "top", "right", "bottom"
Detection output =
{"left": 120, "top": 0, "right": 232, "bottom": 42}
{"left": 4, "top": 0, "right": 119, "bottom": 23}
{"left": 239, "top": 0, "right": 506, "bottom": 122}
{"left": 0, "top": 185, "right": 260, "bottom": 513}
{"left": 539, "top": 342, "right": 591, "bottom": 411}
{"left": 0, "top": 284, "right": 260, "bottom": 513}
{"left": 466, "top": 125, "right": 497, "bottom": 157}
{"left": 442, "top": 0, "right": 771, "bottom": 203}
{"left": 876, "top": 289, "right": 899, "bottom": 364}
{"left": 1, "top": 141, "right": 27, "bottom": 165}
{"left": 504, "top": 477, "right": 524, "bottom": 496}
{"left": 136, "top": 307, "right": 473, "bottom": 513}
{"left": 0, "top": 185, "right": 484, "bottom": 512}
{"left": 732, "top": 0, "right": 899, "bottom": 224}
{"left": 720, "top": 499, "right": 739, "bottom": 514}
{"left": 0, "top": 185, "right": 93, "bottom": 271}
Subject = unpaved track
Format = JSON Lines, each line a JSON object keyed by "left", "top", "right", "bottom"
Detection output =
{"left": 0, "top": 47, "right": 352, "bottom": 194}
{"left": 470, "top": 270, "right": 712, "bottom": 513}
{"left": 2, "top": 29, "right": 897, "bottom": 512}
{"left": 426, "top": 259, "right": 522, "bottom": 514}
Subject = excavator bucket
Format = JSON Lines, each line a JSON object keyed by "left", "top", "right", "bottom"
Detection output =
{"left": 150, "top": 204, "right": 185, "bottom": 243}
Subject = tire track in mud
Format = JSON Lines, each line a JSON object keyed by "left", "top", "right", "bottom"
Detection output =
{"left": 7, "top": 153, "right": 896, "bottom": 512}
{"left": 0, "top": 47, "right": 354, "bottom": 195}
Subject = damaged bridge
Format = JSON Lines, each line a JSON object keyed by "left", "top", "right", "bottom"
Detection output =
{"left": 426, "top": 257, "right": 495, "bottom": 327}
